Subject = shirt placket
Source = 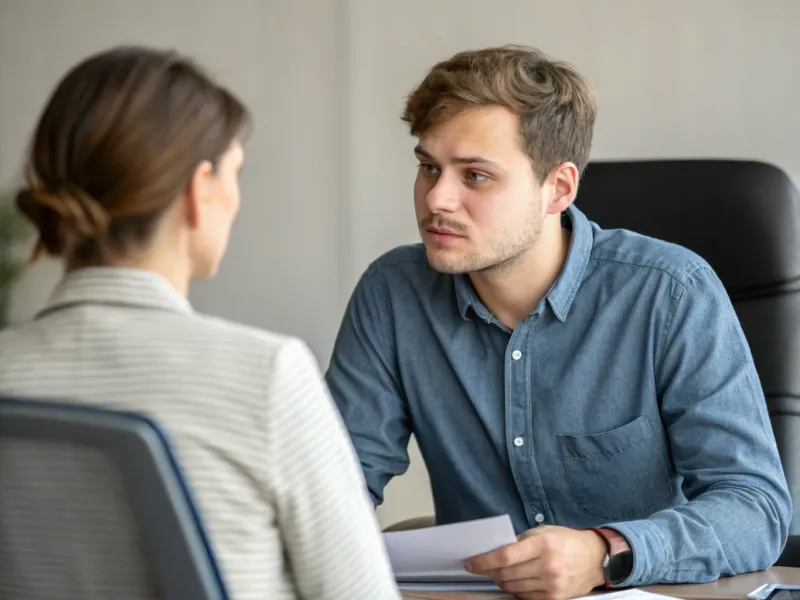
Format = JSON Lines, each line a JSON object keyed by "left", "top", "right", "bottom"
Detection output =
{"left": 504, "top": 314, "right": 550, "bottom": 530}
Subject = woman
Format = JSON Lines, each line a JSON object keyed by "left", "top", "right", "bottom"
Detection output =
{"left": 0, "top": 46, "right": 399, "bottom": 600}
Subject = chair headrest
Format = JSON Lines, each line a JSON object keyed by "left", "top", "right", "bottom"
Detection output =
{"left": 575, "top": 159, "right": 800, "bottom": 295}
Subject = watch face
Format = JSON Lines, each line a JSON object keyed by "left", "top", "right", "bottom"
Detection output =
{"left": 608, "top": 550, "right": 634, "bottom": 585}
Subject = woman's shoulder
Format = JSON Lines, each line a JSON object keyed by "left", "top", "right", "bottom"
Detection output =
{"left": 189, "top": 312, "right": 318, "bottom": 372}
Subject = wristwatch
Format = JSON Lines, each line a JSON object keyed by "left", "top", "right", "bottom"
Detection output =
{"left": 585, "top": 527, "right": 634, "bottom": 588}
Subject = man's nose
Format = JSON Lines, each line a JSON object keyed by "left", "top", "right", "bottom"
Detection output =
{"left": 425, "top": 174, "right": 460, "bottom": 213}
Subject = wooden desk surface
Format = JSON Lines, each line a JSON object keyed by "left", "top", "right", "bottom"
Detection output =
{"left": 400, "top": 567, "right": 800, "bottom": 600}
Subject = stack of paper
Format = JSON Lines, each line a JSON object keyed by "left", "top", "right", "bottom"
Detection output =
{"left": 579, "top": 591, "right": 680, "bottom": 600}
{"left": 748, "top": 584, "right": 800, "bottom": 600}
{"left": 382, "top": 514, "right": 517, "bottom": 591}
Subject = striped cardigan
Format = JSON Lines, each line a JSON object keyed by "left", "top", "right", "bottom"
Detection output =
{"left": 0, "top": 266, "right": 400, "bottom": 600}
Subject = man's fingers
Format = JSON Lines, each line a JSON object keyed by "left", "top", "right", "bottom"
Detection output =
{"left": 465, "top": 537, "right": 543, "bottom": 573}
{"left": 464, "top": 543, "right": 518, "bottom": 573}
{"left": 499, "top": 574, "right": 545, "bottom": 594}
{"left": 484, "top": 558, "right": 541, "bottom": 583}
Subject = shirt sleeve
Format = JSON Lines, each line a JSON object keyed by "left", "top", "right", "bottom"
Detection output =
{"left": 263, "top": 337, "right": 401, "bottom": 600}
{"left": 604, "top": 265, "right": 792, "bottom": 586}
{"left": 325, "top": 265, "right": 413, "bottom": 505}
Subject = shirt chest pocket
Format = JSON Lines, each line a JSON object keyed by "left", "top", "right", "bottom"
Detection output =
{"left": 557, "top": 415, "right": 673, "bottom": 522}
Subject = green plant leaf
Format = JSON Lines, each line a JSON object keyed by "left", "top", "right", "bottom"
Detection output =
{"left": 0, "top": 189, "right": 30, "bottom": 327}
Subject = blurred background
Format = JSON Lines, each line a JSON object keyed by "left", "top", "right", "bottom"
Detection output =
{"left": 1, "top": 0, "right": 798, "bottom": 528}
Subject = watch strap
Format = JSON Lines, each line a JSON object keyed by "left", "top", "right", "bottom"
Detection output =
{"left": 582, "top": 527, "right": 632, "bottom": 588}
{"left": 586, "top": 526, "right": 631, "bottom": 556}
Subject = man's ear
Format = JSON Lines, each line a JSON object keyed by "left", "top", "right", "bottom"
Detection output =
{"left": 183, "top": 159, "right": 214, "bottom": 229}
{"left": 545, "top": 162, "right": 580, "bottom": 215}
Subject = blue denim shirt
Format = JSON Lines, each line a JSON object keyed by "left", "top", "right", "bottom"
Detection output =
{"left": 326, "top": 204, "right": 791, "bottom": 586}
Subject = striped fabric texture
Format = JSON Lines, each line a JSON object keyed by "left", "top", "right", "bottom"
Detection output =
{"left": 0, "top": 267, "right": 401, "bottom": 600}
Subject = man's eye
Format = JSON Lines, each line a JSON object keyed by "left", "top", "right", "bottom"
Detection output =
{"left": 418, "top": 163, "right": 439, "bottom": 176}
{"left": 466, "top": 171, "right": 489, "bottom": 183}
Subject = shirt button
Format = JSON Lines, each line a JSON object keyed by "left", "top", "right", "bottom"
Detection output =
{"left": 513, "top": 437, "right": 524, "bottom": 447}
{"left": 535, "top": 513, "right": 545, "bottom": 523}
{"left": 511, "top": 350, "right": 522, "bottom": 360}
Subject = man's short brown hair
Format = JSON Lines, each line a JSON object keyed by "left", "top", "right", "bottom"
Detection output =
{"left": 402, "top": 45, "right": 596, "bottom": 183}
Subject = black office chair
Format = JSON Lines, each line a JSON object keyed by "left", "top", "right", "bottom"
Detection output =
{"left": 575, "top": 158, "right": 800, "bottom": 566}
{"left": 0, "top": 397, "right": 229, "bottom": 599}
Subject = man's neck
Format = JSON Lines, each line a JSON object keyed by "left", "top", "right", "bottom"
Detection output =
{"left": 469, "top": 216, "right": 572, "bottom": 329}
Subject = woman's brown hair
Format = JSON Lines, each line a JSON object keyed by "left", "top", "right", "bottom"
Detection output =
{"left": 15, "top": 45, "right": 250, "bottom": 266}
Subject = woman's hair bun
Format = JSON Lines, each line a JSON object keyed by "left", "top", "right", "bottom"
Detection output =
{"left": 15, "top": 185, "right": 110, "bottom": 258}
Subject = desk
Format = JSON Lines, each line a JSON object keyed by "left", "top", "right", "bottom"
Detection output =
{"left": 400, "top": 567, "right": 800, "bottom": 600}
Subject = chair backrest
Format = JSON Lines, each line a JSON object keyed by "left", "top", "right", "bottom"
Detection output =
{"left": 574, "top": 159, "right": 800, "bottom": 535}
{"left": 0, "top": 397, "right": 229, "bottom": 600}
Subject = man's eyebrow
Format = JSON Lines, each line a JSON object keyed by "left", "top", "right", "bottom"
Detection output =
{"left": 414, "top": 145, "right": 501, "bottom": 169}
{"left": 414, "top": 145, "right": 434, "bottom": 160}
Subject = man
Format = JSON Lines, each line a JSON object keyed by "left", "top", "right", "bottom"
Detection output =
{"left": 326, "top": 45, "right": 791, "bottom": 600}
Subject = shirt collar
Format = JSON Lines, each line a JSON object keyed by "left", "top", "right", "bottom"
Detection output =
{"left": 38, "top": 267, "right": 193, "bottom": 317}
{"left": 454, "top": 203, "right": 593, "bottom": 323}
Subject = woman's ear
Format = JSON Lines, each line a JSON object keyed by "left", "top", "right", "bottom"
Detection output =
{"left": 182, "top": 159, "right": 214, "bottom": 228}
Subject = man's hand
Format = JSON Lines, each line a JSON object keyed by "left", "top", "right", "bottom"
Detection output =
{"left": 464, "top": 525, "right": 608, "bottom": 600}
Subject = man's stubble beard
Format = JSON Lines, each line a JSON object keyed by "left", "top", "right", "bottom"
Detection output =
{"left": 425, "top": 201, "right": 545, "bottom": 276}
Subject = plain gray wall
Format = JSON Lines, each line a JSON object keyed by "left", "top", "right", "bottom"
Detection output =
{"left": 2, "top": 0, "right": 799, "bottom": 527}
{"left": 1, "top": 0, "right": 349, "bottom": 361}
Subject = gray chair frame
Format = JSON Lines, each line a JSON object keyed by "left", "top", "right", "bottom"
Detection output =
{"left": 0, "top": 396, "right": 229, "bottom": 599}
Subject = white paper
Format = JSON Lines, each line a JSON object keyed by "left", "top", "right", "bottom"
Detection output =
{"left": 576, "top": 590, "right": 679, "bottom": 600}
{"left": 383, "top": 514, "right": 517, "bottom": 590}
{"left": 397, "top": 581, "right": 502, "bottom": 592}
{"left": 748, "top": 584, "right": 800, "bottom": 600}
